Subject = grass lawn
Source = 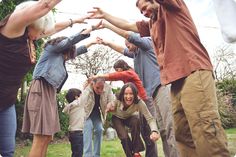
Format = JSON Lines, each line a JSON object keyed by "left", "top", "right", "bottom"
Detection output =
{"left": 14, "top": 138, "right": 164, "bottom": 157}
{"left": 226, "top": 128, "right": 236, "bottom": 134}
{"left": 226, "top": 128, "right": 236, "bottom": 157}
{"left": 15, "top": 128, "right": 236, "bottom": 157}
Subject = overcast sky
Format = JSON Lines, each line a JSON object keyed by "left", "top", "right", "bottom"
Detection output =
{"left": 52, "top": 0, "right": 235, "bottom": 90}
{"left": 54, "top": 0, "right": 226, "bottom": 48}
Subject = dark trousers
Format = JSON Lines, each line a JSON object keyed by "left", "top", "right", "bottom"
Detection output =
{"left": 141, "top": 98, "right": 158, "bottom": 157}
{"left": 112, "top": 115, "right": 144, "bottom": 157}
{"left": 69, "top": 130, "right": 83, "bottom": 157}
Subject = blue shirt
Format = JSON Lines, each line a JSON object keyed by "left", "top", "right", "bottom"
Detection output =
{"left": 123, "top": 32, "right": 160, "bottom": 97}
{"left": 33, "top": 32, "right": 90, "bottom": 92}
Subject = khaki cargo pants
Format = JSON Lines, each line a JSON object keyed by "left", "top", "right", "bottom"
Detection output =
{"left": 171, "top": 70, "right": 230, "bottom": 157}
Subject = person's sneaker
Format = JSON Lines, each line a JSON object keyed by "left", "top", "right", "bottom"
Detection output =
{"left": 133, "top": 152, "right": 142, "bottom": 157}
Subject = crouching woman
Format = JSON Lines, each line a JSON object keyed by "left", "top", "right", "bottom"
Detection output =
{"left": 106, "top": 82, "right": 160, "bottom": 157}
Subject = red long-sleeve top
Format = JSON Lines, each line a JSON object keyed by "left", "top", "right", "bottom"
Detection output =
{"left": 107, "top": 69, "right": 148, "bottom": 100}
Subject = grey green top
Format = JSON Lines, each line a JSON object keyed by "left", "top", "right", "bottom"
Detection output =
{"left": 111, "top": 99, "right": 158, "bottom": 132}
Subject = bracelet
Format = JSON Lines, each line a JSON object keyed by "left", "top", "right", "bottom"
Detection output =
{"left": 69, "top": 19, "right": 73, "bottom": 27}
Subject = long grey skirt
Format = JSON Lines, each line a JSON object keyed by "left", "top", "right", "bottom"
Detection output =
{"left": 22, "top": 79, "right": 60, "bottom": 135}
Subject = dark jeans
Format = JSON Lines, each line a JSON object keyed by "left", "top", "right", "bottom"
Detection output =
{"left": 141, "top": 98, "right": 158, "bottom": 157}
{"left": 0, "top": 105, "right": 16, "bottom": 157}
{"left": 69, "top": 130, "right": 83, "bottom": 157}
{"left": 112, "top": 115, "right": 144, "bottom": 157}
{"left": 140, "top": 114, "right": 158, "bottom": 157}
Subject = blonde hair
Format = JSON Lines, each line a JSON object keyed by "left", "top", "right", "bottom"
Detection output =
{"left": 15, "top": 1, "right": 55, "bottom": 31}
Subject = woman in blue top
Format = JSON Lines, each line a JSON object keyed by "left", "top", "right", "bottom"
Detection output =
{"left": 22, "top": 22, "right": 100, "bottom": 157}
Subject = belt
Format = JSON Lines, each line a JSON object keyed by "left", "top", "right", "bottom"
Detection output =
{"left": 69, "top": 130, "right": 83, "bottom": 134}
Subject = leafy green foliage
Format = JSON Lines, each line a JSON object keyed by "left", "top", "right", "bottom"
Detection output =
{"left": 55, "top": 91, "right": 69, "bottom": 138}
{"left": 15, "top": 93, "right": 27, "bottom": 138}
{"left": 217, "top": 91, "right": 236, "bottom": 129}
{"left": 216, "top": 78, "right": 236, "bottom": 128}
{"left": 112, "top": 87, "right": 120, "bottom": 96}
{"left": 217, "top": 79, "right": 236, "bottom": 105}
{"left": 0, "top": 0, "right": 18, "bottom": 20}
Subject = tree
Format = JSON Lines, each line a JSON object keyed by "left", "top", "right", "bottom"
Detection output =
{"left": 217, "top": 90, "right": 236, "bottom": 129}
{"left": 213, "top": 44, "right": 236, "bottom": 81}
{"left": 68, "top": 45, "right": 122, "bottom": 78}
{"left": 212, "top": 44, "right": 236, "bottom": 128}
{"left": 212, "top": 44, "right": 236, "bottom": 104}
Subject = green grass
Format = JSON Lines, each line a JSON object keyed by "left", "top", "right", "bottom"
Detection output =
{"left": 14, "top": 138, "right": 164, "bottom": 157}
{"left": 100, "top": 140, "right": 125, "bottom": 157}
{"left": 15, "top": 129, "right": 236, "bottom": 157}
{"left": 226, "top": 128, "right": 236, "bottom": 157}
{"left": 14, "top": 139, "right": 126, "bottom": 157}
{"left": 226, "top": 128, "right": 236, "bottom": 134}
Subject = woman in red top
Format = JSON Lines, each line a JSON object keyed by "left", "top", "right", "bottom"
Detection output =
{"left": 92, "top": 59, "right": 147, "bottom": 100}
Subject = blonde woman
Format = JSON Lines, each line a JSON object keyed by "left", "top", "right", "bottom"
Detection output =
{"left": 0, "top": 1, "right": 86, "bottom": 156}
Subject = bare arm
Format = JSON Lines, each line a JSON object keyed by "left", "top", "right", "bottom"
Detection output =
{"left": 42, "top": 16, "right": 88, "bottom": 37}
{"left": 51, "top": 21, "right": 102, "bottom": 55}
{"left": 88, "top": 7, "right": 139, "bottom": 33}
{"left": 79, "top": 20, "right": 102, "bottom": 35}
{"left": 101, "top": 21, "right": 151, "bottom": 52}
{"left": 2, "top": 0, "right": 61, "bottom": 38}
{"left": 105, "top": 102, "right": 116, "bottom": 113}
{"left": 102, "top": 20, "right": 131, "bottom": 40}
{"left": 89, "top": 74, "right": 110, "bottom": 81}
{"left": 97, "top": 37, "right": 125, "bottom": 54}
{"left": 84, "top": 37, "right": 99, "bottom": 48}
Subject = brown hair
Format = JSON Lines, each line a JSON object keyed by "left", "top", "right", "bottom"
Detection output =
{"left": 136, "top": 0, "right": 140, "bottom": 7}
{"left": 92, "top": 77, "right": 105, "bottom": 84}
{"left": 136, "top": 0, "right": 154, "bottom": 7}
{"left": 113, "top": 59, "right": 132, "bottom": 71}
{"left": 44, "top": 36, "right": 76, "bottom": 59}
{"left": 118, "top": 82, "right": 140, "bottom": 104}
{"left": 65, "top": 88, "right": 82, "bottom": 103}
